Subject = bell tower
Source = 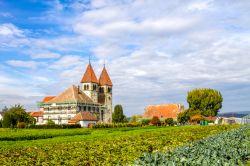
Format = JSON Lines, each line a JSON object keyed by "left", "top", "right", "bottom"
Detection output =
{"left": 98, "top": 65, "right": 113, "bottom": 123}
{"left": 80, "top": 63, "right": 99, "bottom": 103}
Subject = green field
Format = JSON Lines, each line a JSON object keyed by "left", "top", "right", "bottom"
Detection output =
{"left": 0, "top": 125, "right": 240, "bottom": 165}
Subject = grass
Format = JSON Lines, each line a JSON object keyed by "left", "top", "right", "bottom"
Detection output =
{"left": 0, "top": 125, "right": 240, "bottom": 165}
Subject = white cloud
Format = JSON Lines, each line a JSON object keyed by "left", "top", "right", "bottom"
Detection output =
{"left": 50, "top": 55, "right": 84, "bottom": 69}
{"left": 6, "top": 60, "right": 39, "bottom": 69}
{"left": 25, "top": 49, "right": 61, "bottom": 59}
{"left": 0, "top": 23, "right": 24, "bottom": 36}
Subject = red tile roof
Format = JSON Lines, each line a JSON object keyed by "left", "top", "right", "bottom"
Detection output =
{"left": 99, "top": 67, "right": 112, "bottom": 86}
{"left": 42, "top": 96, "right": 56, "bottom": 103}
{"left": 205, "top": 116, "right": 217, "bottom": 121}
{"left": 80, "top": 63, "right": 98, "bottom": 83}
{"left": 144, "top": 104, "right": 183, "bottom": 119}
{"left": 47, "top": 85, "right": 94, "bottom": 104}
{"left": 30, "top": 111, "right": 44, "bottom": 117}
{"left": 68, "top": 111, "right": 97, "bottom": 123}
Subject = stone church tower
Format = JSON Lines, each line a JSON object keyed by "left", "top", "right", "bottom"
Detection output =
{"left": 98, "top": 66, "right": 113, "bottom": 123}
{"left": 80, "top": 63, "right": 113, "bottom": 123}
{"left": 80, "top": 63, "right": 99, "bottom": 103}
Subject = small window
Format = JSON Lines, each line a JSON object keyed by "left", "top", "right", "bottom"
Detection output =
{"left": 88, "top": 106, "right": 91, "bottom": 111}
{"left": 87, "top": 85, "right": 89, "bottom": 90}
{"left": 68, "top": 115, "right": 71, "bottom": 120}
{"left": 93, "top": 84, "right": 96, "bottom": 90}
{"left": 99, "top": 87, "right": 104, "bottom": 93}
{"left": 68, "top": 106, "right": 71, "bottom": 110}
{"left": 84, "top": 85, "right": 87, "bottom": 90}
{"left": 108, "top": 87, "right": 112, "bottom": 93}
{"left": 83, "top": 106, "right": 86, "bottom": 111}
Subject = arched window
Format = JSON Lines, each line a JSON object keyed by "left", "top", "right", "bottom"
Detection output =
{"left": 87, "top": 85, "right": 89, "bottom": 90}
{"left": 108, "top": 87, "right": 112, "bottom": 93}
{"left": 93, "top": 84, "right": 96, "bottom": 90}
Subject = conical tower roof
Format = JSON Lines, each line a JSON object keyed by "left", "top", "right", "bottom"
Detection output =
{"left": 81, "top": 63, "right": 98, "bottom": 83}
{"left": 99, "top": 66, "right": 112, "bottom": 86}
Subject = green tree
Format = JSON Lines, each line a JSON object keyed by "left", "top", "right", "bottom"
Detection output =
{"left": 187, "top": 88, "right": 223, "bottom": 116}
{"left": 2, "top": 105, "right": 35, "bottom": 128}
{"left": 165, "top": 118, "right": 174, "bottom": 126}
{"left": 112, "top": 104, "right": 127, "bottom": 123}
{"left": 130, "top": 114, "right": 143, "bottom": 123}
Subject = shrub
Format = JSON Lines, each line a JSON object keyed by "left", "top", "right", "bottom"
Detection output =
{"left": 165, "top": 118, "right": 174, "bottom": 126}
{"left": 141, "top": 119, "right": 150, "bottom": 126}
{"left": 46, "top": 119, "right": 55, "bottom": 125}
{"left": 150, "top": 116, "right": 161, "bottom": 126}
{"left": 92, "top": 123, "right": 142, "bottom": 129}
{"left": 17, "top": 122, "right": 26, "bottom": 128}
{"left": 27, "top": 124, "right": 81, "bottom": 129}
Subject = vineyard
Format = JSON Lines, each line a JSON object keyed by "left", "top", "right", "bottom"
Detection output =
{"left": 0, "top": 125, "right": 244, "bottom": 165}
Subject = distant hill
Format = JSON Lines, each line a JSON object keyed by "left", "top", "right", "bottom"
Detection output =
{"left": 218, "top": 111, "right": 250, "bottom": 118}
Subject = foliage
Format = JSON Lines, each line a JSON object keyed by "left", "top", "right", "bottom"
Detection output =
{"left": 2, "top": 106, "right": 8, "bottom": 112}
{"left": 141, "top": 119, "right": 151, "bottom": 126}
{"left": 177, "top": 109, "right": 202, "bottom": 124}
{"left": 0, "top": 120, "right": 2, "bottom": 128}
{"left": 165, "top": 118, "right": 174, "bottom": 126}
{"left": 2, "top": 105, "right": 35, "bottom": 128}
{"left": 112, "top": 104, "right": 127, "bottom": 123}
{"left": 187, "top": 88, "right": 223, "bottom": 116}
{"left": 92, "top": 123, "right": 141, "bottom": 128}
{"left": 0, "top": 125, "right": 238, "bottom": 165}
{"left": 46, "top": 119, "right": 55, "bottom": 125}
{"left": 17, "top": 122, "right": 26, "bottom": 129}
{"left": 28, "top": 124, "right": 81, "bottom": 129}
{"left": 134, "top": 125, "right": 250, "bottom": 165}
{"left": 177, "top": 111, "right": 190, "bottom": 124}
{"left": 150, "top": 116, "right": 161, "bottom": 126}
{"left": 0, "top": 128, "right": 89, "bottom": 141}
{"left": 130, "top": 115, "right": 143, "bottom": 123}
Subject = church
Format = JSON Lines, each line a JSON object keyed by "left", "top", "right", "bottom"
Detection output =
{"left": 37, "top": 62, "right": 113, "bottom": 126}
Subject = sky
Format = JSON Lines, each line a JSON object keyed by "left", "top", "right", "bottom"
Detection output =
{"left": 0, "top": 0, "right": 250, "bottom": 116}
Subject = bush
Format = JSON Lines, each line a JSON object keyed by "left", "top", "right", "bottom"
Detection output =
{"left": 17, "top": 122, "right": 26, "bottom": 128}
{"left": 46, "top": 119, "right": 55, "bottom": 125}
{"left": 2, "top": 105, "right": 35, "bottom": 128}
{"left": 141, "top": 119, "right": 150, "bottom": 126}
{"left": 28, "top": 124, "right": 81, "bottom": 129}
{"left": 150, "top": 116, "right": 161, "bottom": 126}
{"left": 92, "top": 123, "right": 142, "bottom": 129}
{"left": 165, "top": 118, "right": 174, "bottom": 126}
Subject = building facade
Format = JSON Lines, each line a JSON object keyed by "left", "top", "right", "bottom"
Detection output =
{"left": 38, "top": 63, "right": 113, "bottom": 125}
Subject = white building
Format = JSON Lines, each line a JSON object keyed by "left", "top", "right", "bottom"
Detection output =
{"left": 37, "top": 63, "right": 113, "bottom": 125}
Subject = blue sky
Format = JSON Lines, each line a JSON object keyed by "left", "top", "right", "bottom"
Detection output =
{"left": 0, "top": 0, "right": 250, "bottom": 115}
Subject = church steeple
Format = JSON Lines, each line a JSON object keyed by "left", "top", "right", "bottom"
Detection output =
{"left": 99, "top": 66, "right": 113, "bottom": 86}
{"left": 80, "top": 63, "right": 98, "bottom": 83}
